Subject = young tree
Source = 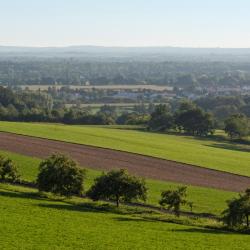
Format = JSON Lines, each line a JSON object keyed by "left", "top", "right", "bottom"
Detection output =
{"left": 87, "top": 169, "right": 147, "bottom": 207}
{"left": 0, "top": 156, "right": 19, "bottom": 183}
{"left": 224, "top": 114, "right": 249, "bottom": 139}
{"left": 37, "top": 154, "right": 85, "bottom": 197}
{"left": 222, "top": 189, "right": 250, "bottom": 228}
{"left": 159, "top": 186, "right": 189, "bottom": 217}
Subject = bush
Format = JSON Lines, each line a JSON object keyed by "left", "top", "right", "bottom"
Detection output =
{"left": 87, "top": 169, "right": 147, "bottom": 207}
{"left": 0, "top": 156, "right": 20, "bottom": 183}
{"left": 37, "top": 154, "right": 85, "bottom": 197}
{"left": 159, "top": 186, "right": 190, "bottom": 217}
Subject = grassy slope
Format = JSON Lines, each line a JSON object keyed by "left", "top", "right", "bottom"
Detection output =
{"left": 1, "top": 183, "right": 249, "bottom": 250}
{"left": 0, "top": 150, "right": 236, "bottom": 216}
{"left": 0, "top": 122, "right": 250, "bottom": 176}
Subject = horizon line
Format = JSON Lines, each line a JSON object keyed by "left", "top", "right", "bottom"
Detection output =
{"left": 1, "top": 44, "right": 250, "bottom": 50}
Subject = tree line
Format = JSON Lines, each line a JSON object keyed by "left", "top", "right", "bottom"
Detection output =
{"left": 148, "top": 102, "right": 250, "bottom": 139}
{"left": 0, "top": 154, "right": 191, "bottom": 215}
{"left": 148, "top": 102, "right": 214, "bottom": 136}
{"left": 1, "top": 153, "right": 250, "bottom": 229}
{"left": 1, "top": 86, "right": 250, "bottom": 139}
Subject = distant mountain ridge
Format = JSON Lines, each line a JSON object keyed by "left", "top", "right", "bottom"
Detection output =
{"left": 0, "top": 45, "right": 250, "bottom": 62}
{"left": 1, "top": 45, "right": 250, "bottom": 53}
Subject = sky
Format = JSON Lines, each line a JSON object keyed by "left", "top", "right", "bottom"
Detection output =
{"left": 0, "top": 0, "right": 249, "bottom": 48}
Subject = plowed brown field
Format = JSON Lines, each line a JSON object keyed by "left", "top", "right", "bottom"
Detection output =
{"left": 0, "top": 132, "right": 249, "bottom": 192}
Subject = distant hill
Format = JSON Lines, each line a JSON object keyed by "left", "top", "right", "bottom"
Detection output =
{"left": 1, "top": 45, "right": 250, "bottom": 61}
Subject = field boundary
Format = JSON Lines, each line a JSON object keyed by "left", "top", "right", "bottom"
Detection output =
{"left": 0, "top": 130, "right": 249, "bottom": 180}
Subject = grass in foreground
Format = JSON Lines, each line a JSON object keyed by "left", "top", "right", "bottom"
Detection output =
{"left": 1, "top": 122, "right": 250, "bottom": 176}
{"left": 0, "top": 150, "right": 236, "bottom": 216}
{"left": 0, "top": 183, "right": 249, "bottom": 250}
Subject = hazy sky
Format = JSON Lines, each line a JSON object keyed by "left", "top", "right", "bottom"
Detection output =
{"left": 0, "top": 0, "right": 249, "bottom": 48}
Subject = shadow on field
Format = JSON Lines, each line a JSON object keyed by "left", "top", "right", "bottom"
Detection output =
{"left": 114, "top": 217, "right": 154, "bottom": 223}
{"left": 37, "top": 202, "right": 158, "bottom": 217}
{"left": 0, "top": 190, "right": 42, "bottom": 200}
{"left": 114, "top": 217, "right": 245, "bottom": 235}
{"left": 114, "top": 216, "right": 192, "bottom": 226}
{"left": 172, "top": 228, "right": 239, "bottom": 235}
{"left": 37, "top": 202, "right": 118, "bottom": 214}
{"left": 205, "top": 143, "right": 250, "bottom": 153}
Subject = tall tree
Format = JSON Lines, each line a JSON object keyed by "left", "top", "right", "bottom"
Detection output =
{"left": 224, "top": 114, "right": 249, "bottom": 139}
{"left": 87, "top": 169, "right": 147, "bottom": 207}
{"left": 148, "top": 104, "right": 174, "bottom": 131}
{"left": 37, "top": 154, "right": 85, "bottom": 197}
{"left": 175, "top": 105, "right": 214, "bottom": 136}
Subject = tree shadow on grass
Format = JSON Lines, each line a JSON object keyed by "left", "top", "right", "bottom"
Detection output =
{"left": 0, "top": 188, "right": 121, "bottom": 214}
{"left": 205, "top": 143, "right": 250, "bottom": 153}
{"left": 114, "top": 215, "right": 191, "bottom": 226}
{"left": 37, "top": 202, "right": 118, "bottom": 214}
{"left": 0, "top": 189, "right": 42, "bottom": 200}
{"left": 37, "top": 202, "right": 159, "bottom": 217}
{"left": 1, "top": 188, "right": 245, "bottom": 235}
{"left": 171, "top": 227, "right": 247, "bottom": 235}
{"left": 0, "top": 187, "right": 158, "bottom": 217}
{"left": 114, "top": 217, "right": 246, "bottom": 235}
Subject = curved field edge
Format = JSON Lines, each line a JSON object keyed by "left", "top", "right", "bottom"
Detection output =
{"left": 0, "top": 183, "right": 250, "bottom": 250}
{"left": 1, "top": 122, "right": 250, "bottom": 177}
{"left": 0, "top": 150, "right": 237, "bottom": 216}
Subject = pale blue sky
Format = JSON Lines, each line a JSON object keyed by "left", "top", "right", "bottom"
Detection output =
{"left": 0, "top": 0, "right": 249, "bottom": 47}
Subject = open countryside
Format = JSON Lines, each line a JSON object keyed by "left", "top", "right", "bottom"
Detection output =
{"left": 1, "top": 0, "right": 250, "bottom": 248}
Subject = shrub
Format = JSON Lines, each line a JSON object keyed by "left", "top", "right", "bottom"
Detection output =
{"left": 0, "top": 156, "right": 20, "bottom": 183}
{"left": 222, "top": 189, "right": 250, "bottom": 228}
{"left": 159, "top": 186, "right": 189, "bottom": 217}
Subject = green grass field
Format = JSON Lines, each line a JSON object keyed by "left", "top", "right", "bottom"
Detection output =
{"left": 1, "top": 121, "right": 250, "bottom": 176}
{"left": 0, "top": 150, "right": 236, "bottom": 216}
{"left": 0, "top": 183, "right": 249, "bottom": 250}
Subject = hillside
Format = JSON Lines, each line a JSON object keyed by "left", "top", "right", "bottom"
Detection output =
{"left": 1, "top": 122, "right": 250, "bottom": 176}
{"left": 0, "top": 150, "right": 236, "bottom": 215}
{"left": 1, "top": 183, "right": 249, "bottom": 250}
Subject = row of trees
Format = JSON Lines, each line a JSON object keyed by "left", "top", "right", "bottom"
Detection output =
{"left": 0, "top": 154, "right": 190, "bottom": 215}
{"left": 0, "top": 86, "right": 151, "bottom": 125}
{"left": 2, "top": 153, "right": 250, "bottom": 228}
{"left": 37, "top": 154, "right": 191, "bottom": 214}
{"left": 149, "top": 102, "right": 250, "bottom": 139}
{"left": 1, "top": 86, "right": 250, "bottom": 136}
{"left": 196, "top": 95, "right": 250, "bottom": 123}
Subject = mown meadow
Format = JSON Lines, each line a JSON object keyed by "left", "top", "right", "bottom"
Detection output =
{"left": 1, "top": 183, "right": 250, "bottom": 250}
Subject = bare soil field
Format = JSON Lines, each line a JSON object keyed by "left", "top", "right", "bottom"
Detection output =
{"left": 0, "top": 132, "right": 249, "bottom": 192}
